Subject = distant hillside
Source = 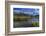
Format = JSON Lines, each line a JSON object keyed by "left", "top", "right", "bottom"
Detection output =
{"left": 14, "top": 11, "right": 39, "bottom": 17}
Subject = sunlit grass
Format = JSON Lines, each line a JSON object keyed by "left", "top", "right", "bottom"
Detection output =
{"left": 32, "top": 22, "right": 39, "bottom": 27}
{"left": 13, "top": 15, "right": 31, "bottom": 22}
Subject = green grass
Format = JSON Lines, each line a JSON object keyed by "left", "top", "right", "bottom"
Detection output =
{"left": 13, "top": 15, "right": 31, "bottom": 22}
{"left": 13, "top": 15, "right": 39, "bottom": 27}
{"left": 32, "top": 22, "right": 39, "bottom": 27}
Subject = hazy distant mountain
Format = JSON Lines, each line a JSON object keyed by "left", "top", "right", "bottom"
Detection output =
{"left": 13, "top": 8, "right": 39, "bottom": 16}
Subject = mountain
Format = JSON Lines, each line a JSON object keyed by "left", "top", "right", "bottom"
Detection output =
{"left": 13, "top": 8, "right": 39, "bottom": 16}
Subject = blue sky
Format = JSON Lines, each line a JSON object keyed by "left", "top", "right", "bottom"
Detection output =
{"left": 13, "top": 8, "right": 39, "bottom": 15}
